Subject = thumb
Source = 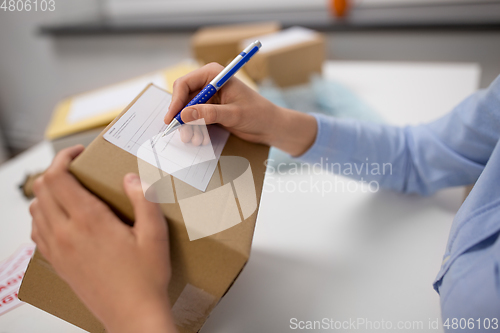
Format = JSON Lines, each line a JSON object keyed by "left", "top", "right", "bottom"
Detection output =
{"left": 123, "top": 173, "right": 167, "bottom": 241}
{"left": 181, "top": 104, "right": 239, "bottom": 127}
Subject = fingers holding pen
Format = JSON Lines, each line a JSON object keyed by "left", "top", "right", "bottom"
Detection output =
{"left": 165, "top": 63, "right": 224, "bottom": 124}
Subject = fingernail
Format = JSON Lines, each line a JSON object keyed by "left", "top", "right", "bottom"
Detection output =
{"left": 125, "top": 173, "right": 140, "bottom": 185}
{"left": 191, "top": 108, "right": 199, "bottom": 119}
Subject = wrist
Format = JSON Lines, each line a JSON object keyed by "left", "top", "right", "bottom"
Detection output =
{"left": 269, "top": 107, "right": 318, "bottom": 157}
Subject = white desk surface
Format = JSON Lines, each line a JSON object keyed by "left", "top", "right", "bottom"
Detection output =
{"left": 0, "top": 61, "right": 480, "bottom": 332}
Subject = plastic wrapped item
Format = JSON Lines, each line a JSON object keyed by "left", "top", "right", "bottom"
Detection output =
{"left": 259, "top": 75, "right": 384, "bottom": 169}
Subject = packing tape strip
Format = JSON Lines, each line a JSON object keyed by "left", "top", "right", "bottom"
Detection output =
{"left": 171, "top": 283, "right": 216, "bottom": 332}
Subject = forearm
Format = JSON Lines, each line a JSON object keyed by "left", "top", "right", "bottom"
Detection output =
{"left": 293, "top": 114, "right": 408, "bottom": 191}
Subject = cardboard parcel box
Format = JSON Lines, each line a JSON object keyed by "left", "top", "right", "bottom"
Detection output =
{"left": 241, "top": 26, "right": 325, "bottom": 87}
{"left": 19, "top": 84, "right": 269, "bottom": 333}
{"left": 192, "top": 21, "right": 280, "bottom": 66}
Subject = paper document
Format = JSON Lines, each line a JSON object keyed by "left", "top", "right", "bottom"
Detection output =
{"left": 68, "top": 73, "right": 168, "bottom": 124}
{"left": 103, "top": 85, "right": 229, "bottom": 191}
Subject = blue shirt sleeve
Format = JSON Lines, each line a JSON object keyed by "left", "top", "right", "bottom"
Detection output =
{"left": 298, "top": 75, "right": 500, "bottom": 196}
{"left": 438, "top": 229, "right": 500, "bottom": 332}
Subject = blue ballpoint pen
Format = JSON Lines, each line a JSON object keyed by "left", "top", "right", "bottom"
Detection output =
{"left": 154, "top": 40, "right": 262, "bottom": 145}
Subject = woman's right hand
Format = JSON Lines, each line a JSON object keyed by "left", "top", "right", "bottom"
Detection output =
{"left": 165, "top": 63, "right": 318, "bottom": 157}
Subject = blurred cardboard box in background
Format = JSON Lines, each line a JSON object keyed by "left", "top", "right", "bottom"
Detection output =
{"left": 241, "top": 27, "right": 325, "bottom": 87}
{"left": 192, "top": 21, "right": 280, "bottom": 66}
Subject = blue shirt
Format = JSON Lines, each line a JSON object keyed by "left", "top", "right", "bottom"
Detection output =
{"left": 299, "top": 75, "right": 500, "bottom": 330}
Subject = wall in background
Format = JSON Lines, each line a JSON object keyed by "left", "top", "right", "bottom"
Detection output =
{"left": 0, "top": 127, "right": 8, "bottom": 163}
{"left": 327, "top": 31, "right": 500, "bottom": 89}
{"left": 0, "top": 2, "right": 190, "bottom": 156}
{"left": 103, "top": 0, "right": 500, "bottom": 20}
{"left": 0, "top": 0, "right": 102, "bottom": 157}
{"left": 0, "top": 9, "right": 59, "bottom": 156}
{"left": 104, "top": 0, "right": 325, "bottom": 18}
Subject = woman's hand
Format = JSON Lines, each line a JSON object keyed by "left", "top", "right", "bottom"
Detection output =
{"left": 30, "top": 145, "right": 178, "bottom": 333}
{"left": 165, "top": 63, "right": 318, "bottom": 156}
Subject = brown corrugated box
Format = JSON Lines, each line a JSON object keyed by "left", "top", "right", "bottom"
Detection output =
{"left": 192, "top": 22, "right": 280, "bottom": 66}
{"left": 19, "top": 85, "right": 269, "bottom": 333}
{"left": 241, "top": 27, "right": 325, "bottom": 87}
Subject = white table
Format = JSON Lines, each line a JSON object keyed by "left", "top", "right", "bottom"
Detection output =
{"left": 0, "top": 61, "right": 480, "bottom": 332}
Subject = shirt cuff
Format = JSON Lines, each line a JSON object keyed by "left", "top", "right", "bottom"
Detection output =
{"left": 296, "top": 113, "right": 355, "bottom": 164}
